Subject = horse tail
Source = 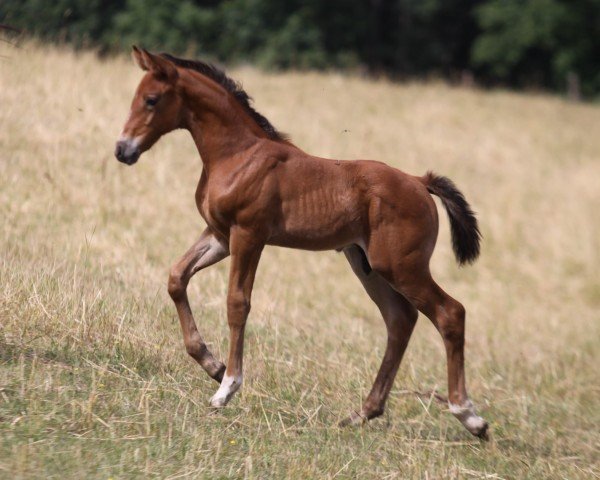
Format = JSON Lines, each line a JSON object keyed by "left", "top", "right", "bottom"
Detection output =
{"left": 421, "top": 171, "right": 481, "bottom": 266}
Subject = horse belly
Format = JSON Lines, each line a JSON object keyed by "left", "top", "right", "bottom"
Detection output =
{"left": 269, "top": 189, "right": 364, "bottom": 251}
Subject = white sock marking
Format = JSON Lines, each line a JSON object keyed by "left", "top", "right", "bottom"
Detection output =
{"left": 210, "top": 373, "right": 242, "bottom": 407}
{"left": 449, "top": 399, "right": 487, "bottom": 434}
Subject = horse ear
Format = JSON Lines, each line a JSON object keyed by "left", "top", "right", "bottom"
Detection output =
{"left": 140, "top": 48, "right": 178, "bottom": 82}
{"left": 131, "top": 45, "right": 148, "bottom": 71}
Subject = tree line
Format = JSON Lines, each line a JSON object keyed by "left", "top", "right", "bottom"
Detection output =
{"left": 2, "top": 0, "right": 599, "bottom": 98}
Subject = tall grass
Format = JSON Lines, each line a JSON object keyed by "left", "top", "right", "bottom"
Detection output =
{"left": 1, "top": 42, "right": 599, "bottom": 478}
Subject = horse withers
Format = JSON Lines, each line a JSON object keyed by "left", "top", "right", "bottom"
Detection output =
{"left": 115, "top": 46, "right": 488, "bottom": 439}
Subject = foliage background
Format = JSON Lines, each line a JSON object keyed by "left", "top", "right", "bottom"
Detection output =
{"left": 2, "top": 0, "right": 599, "bottom": 97}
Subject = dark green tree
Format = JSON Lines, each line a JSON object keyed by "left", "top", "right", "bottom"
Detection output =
{"left": 472, "top": 0, "right": 600, "bottom": 96}
{"left": 0, "top": 0, "right": 124, "bottom": 47}
{"left": 1, "top": 0, "right": 598, "bottom": 97}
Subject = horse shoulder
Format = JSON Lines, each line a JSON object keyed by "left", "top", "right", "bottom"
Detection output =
{"left": 204, "top": 143, "right": 288, "bottom": 229}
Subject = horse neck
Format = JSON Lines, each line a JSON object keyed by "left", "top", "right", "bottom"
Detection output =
{"left": 180, "top": 73, "right": 265, "bottom": 172}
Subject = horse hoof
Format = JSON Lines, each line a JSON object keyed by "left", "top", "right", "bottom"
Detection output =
{"left": 449, "top": 400, "right": 488, "bottom": 440}
{"left": 209, "top": 374, "right": 241, "bottom": 408}
{"left": 339, "top": 411, "right": 367, "bottom": 427}
{"left": 209, "top": 394, "right": 229, "bottom": 408}
{"left": 474, "top": 421, "right": 489, "bottom": 441}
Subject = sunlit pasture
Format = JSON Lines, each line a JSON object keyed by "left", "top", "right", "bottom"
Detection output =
{"left": 1, "top": 42, "right": 599, "bottom": 478}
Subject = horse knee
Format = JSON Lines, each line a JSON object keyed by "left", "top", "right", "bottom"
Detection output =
{"left": 168, "top": 267, "right": 186, "bottom": 301}
{"left": 438, "top": 300, "right": 465, "bottom": 344}
{"left": 227, "top": 291, "right": 251, "bottom": 325}
{"left": 385, "top": 303, "right": 418, "bottom": 343}
{"left": 184, "top": 332, "right": 205, "bottom": 358}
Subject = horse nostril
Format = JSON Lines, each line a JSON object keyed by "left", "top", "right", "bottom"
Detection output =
{"left": 115, "top": 141, "right": 127, "bottom": 161}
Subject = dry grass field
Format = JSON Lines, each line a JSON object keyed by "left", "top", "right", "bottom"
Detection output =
{"left": 1, "top": 42, "right": 599, "bottom": 479}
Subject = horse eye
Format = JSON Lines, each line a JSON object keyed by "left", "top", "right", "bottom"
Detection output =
{"left": 145, "top": 96, "right": 159, "bottom": 108}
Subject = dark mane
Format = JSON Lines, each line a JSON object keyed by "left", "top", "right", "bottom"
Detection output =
{"left": 160, "top": 53, "right": 287, "bottom": 142}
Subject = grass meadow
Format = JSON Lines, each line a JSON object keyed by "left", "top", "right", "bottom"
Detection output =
{"left": 1, "top": 42, "right": 599, "bottom": 478}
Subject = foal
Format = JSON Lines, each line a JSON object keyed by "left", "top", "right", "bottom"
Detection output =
{"left": 115, "top": 47, "right": 488, "bottom": 438}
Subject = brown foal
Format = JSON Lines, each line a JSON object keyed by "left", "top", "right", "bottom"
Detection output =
{"left": 115, "top": 47, "right": 488, "bottom": 438}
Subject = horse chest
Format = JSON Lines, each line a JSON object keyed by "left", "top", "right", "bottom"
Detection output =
{"left": 196, "top": 178, "right": 245, "bottom": 235}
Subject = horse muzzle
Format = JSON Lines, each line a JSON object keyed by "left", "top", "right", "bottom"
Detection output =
{"left": 114, "top": 139, "right": 141, "bottom": 165}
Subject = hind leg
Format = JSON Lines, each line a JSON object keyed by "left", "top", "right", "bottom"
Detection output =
{"left": 339, "top": 245, "right": 418, "bottom": 426}
{"left": 388, "top": 267, "right": 488, "bottom": 438}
